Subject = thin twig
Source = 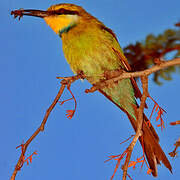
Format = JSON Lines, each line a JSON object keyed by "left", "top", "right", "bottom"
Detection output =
{"left": 169, "top": 138, "right": 180, "bottom": 158}
{"left": 169, "top": 120, "right": 180, "bottom": 158}
{"left": 170, "top": 120, "right": 180, "bottom": 126}
{"left": 10, "top": 84, "right": 65, "bottom": 180}
{"left": 10, "top": 74, "right": 82, "bottom": 180}
{"left": 122, "top": 76, "right": 149, "bottom": 180}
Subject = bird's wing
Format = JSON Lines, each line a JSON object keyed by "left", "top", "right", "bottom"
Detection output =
{"left": 112, "top": 47, "right": 142, "bottom": 99}
{"left": 99, "top": 24, "right": 143, "bottom": 100}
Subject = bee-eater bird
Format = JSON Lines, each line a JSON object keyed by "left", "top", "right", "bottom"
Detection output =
{"left": 11, "top": 3, "right": 172, "bottom": 177}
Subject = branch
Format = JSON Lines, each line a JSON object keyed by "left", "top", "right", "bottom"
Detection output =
{"left": 10, "top": 74, "right": 83, "bottom": 180}
{"left": 85, "top": 58, "right": 180, "bottom": 93}
{"left": 10, "top": 57, "right": 180, "bottom": 179}
{"left": 170, "top": 120, "right": 180, "bottom": 125}
{"left": 122, "top": 76, "right": 149, "bottom": 180}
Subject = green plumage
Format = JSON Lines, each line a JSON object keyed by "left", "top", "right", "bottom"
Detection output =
{"left": 61, "top": 18, "right": 137, "bottom": 119}
{"left": 43, "top": 4, "right": 172, "bottom": 175}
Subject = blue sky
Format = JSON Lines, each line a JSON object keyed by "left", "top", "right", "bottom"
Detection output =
{"left": 1, "top": 0, "right": 180, "bottom": 180}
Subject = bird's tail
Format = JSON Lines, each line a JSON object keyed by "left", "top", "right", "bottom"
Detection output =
{"left": 126, "top": 111, "right": 172, "bottom": 177}
{"left": 99, "top": 81, "right": 172, "bottom": 176}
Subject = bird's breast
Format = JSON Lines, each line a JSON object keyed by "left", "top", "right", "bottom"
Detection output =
{"left": 61, "top": 28, "right": 121, "bottom": 84}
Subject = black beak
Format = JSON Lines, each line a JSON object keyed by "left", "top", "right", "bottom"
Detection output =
{"left": 11, "top": 9, "right": 50, "bottom": 20}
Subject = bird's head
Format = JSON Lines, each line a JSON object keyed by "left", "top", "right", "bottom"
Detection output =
{"left": 11, "top": 3, "right": 96, "bottom": 36}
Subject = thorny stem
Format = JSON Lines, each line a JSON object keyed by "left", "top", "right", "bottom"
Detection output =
{"left": 122, "top": 76, "right": 149, "bottom": 180}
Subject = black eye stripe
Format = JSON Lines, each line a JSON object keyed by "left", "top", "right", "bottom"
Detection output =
{"left": 50, "top": 8, "right": 79, "bottom": 15}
